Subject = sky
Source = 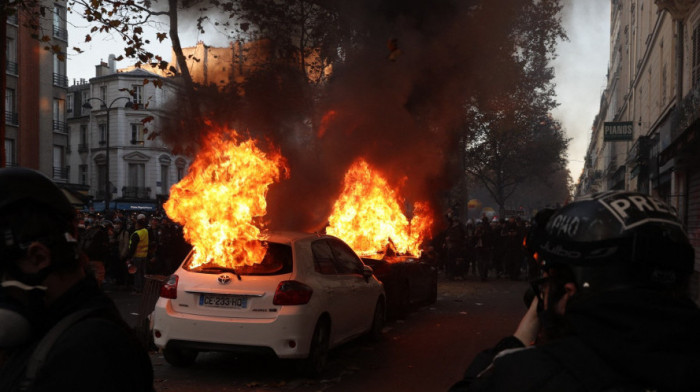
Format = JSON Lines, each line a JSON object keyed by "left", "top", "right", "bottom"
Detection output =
{"left": 66, "top": 1, "right": 611, "bottom": 185}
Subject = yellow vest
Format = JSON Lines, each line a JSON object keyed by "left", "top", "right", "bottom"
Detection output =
{"left": 131, "top": 228, "right": 149, "bottom": 258}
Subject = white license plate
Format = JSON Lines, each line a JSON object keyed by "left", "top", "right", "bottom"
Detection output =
{"left": 199, "top": 294, "right": 248, "bottom": 309}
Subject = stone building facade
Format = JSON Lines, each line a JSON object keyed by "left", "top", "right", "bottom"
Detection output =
{"left": 577, "top": 0, "right": 700, "bottom": 302}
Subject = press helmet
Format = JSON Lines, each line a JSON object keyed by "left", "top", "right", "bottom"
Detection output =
{"left": 525, "top": 191, "right": 694, "bottom": 293}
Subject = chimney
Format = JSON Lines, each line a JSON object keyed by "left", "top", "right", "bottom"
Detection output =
{"left": 108, "top": 54, "right": 116, "bottom": 73}
{"left": 95, "top": 60, "right": 110, "bottom": 77}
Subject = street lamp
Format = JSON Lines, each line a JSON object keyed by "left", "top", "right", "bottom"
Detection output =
{"left": 83, "top": 96, "right": 133, "bottom": 213}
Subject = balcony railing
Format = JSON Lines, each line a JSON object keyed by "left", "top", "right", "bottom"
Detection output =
{"left": 5, "top": 111, "right": 18, "bottom": 126}
{"left": 53, "top": 73, "right": 68, "bottom": 88}
{"left": 6, "top": 61, "right": 18, "bottom": 75}
{"left": 53, "top": 166, "right": 69, "bottom": 180}
{"left": 53, "top": 120, "right": 67, "bottom": 133}
{"left": 53, "top": 26, "right": 68, "bottom": 41}
{"left": 122, "top": 186, "right": 151, "bottom": 199}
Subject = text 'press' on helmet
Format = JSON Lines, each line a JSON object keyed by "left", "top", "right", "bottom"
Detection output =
{"left": 528, "top": 191, "right": 694, "bottom": 292}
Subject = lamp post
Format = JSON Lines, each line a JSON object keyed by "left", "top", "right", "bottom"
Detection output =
{"left": 83, "top": 96, "right": 132, "bottom": 213}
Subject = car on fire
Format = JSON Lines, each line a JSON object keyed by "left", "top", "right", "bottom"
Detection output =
{"left": 361, "top": 254, "right": 437, "bottom": 319}
{"left": 151, "top": 231, "right": 386, "bottom": 375}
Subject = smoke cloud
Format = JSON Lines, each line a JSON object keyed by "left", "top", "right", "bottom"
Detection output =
{"left": 161, "top": 0, "right": 534, "bottom": 232}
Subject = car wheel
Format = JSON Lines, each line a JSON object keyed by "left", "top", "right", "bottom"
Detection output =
{"left": 369, "top": 298, "right": 385, "bottom": 341}
{"left": 163, "top": 346, "right": 198, "bottom": 367}
{"left": 299, "top": 318, "right": 330, "bottom": 377}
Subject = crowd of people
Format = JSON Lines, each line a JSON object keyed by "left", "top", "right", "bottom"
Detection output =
{"left": 76, "top": 209, "right": 191, "bottom": 292}
{"left": 433, "top": 213, "right": 535, "bottom": 282}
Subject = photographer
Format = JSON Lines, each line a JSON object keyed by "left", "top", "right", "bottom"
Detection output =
{"left": 449, "top": 191, "right": 700, "bottom": 391}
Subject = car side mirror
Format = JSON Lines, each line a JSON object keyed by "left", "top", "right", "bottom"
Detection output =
{"left": 362, "top": 265, "right": 374, "bottom": 282}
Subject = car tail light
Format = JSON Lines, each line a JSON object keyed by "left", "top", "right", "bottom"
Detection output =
{"left": 160, "top": 274, "right": 179, "bottom": 299}
{"left": 273, "top": 280, "right": 313, "bottom": 305}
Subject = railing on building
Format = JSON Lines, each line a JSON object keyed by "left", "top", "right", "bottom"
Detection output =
{"left": 53, "top": 166, "right": 69, "bottom": 181}
{"left": 53, "top": 26, "right": 68, "bottom": 41}
{"left": 52, "top": 73, "right": 68, "bottom": 88}
{"left": 122, "top": 186, "right": 151, "bottom": 199}
{"left": 5, "top": 111, "right": 18, "bottom": 126}
{"left": 6, "top": 61, "right": 18, "bottom": 75}
{"left": 53, "top": 120, "right": 67, "bottom": 133}
{"left": 668, "top": 85, "right": 700, "bottom": 146}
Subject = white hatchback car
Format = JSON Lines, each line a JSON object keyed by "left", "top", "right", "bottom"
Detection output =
{"left": 151, "top": 231, "right": 386, "bottom": 375}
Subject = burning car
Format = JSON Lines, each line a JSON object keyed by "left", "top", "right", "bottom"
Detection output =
{"left": 362, "top": 253, "right": 437, "bottom": 319}
{"left": 151, "top": 231, "right": 385, "bottom": 375}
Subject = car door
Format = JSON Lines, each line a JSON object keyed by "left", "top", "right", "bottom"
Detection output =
{"left": 327, "top": 238, "right": 377, "bottom": 336}
{"left": 310, "top": 239, "right": 356, "bottom": 343}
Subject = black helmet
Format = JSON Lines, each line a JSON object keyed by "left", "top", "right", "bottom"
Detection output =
{"left": 0, "top": 167, "right": 77, "bottom": 263}
{"left": 526, "top": 191, "right": 694, "bottom": 292}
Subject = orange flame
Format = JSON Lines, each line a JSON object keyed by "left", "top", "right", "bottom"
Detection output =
{"left": 326, "top": 159, "right": 433, "bottom": 259}
{"left": 164, "top": 126, "right": 288, "bottom": 269}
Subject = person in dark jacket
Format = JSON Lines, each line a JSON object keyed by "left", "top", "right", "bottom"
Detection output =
{"left": 450, "top": 191, "right": 700, "bottom": 392}
{"left": 0, "top": 168, "right": 154, "bottom": 392}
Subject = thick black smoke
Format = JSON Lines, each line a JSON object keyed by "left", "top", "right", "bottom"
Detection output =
{"left": 161, "top": 0, "right": 533, "bottom": 232}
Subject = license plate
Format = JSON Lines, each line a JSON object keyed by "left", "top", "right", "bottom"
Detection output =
{"left": 199, "top": 294, "right": 248, "bottom": 309}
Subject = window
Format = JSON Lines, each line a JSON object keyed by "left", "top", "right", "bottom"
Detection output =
{"left": 52, "top": 5, "right": 67, "bottom": 40}
{"left": 161, "top": 165, "right": 169, "bottom": 194}
{"left": 5, "top": 139, "right": 15, "bottom": 166}
{"left": 693, "top": 23, "right": 700, "bottom": 87}
{"left": 131, "top": 123, "right": 144, "bottom": 144}
{"left": 312, "top": 240, "right": 337, "bottom": 274}
{"left": 177, "top": 167, "right": 184, "bottom": 181}
{"left": 100, "top": 86, "right": 106, "bottom": 102}
{"left": 80, "top": 124, "right": 88, "bottom": 144}
{"left": 67, "top": 94, "right": 73, "bottom": 113}
{"left": 6, "top": 38, "right": 17, "bottom": 75}
{"left": 128, "top": 163, "right": 146, "bottom": 188}
{"left": 99, "top": 123, "right": 107, "bottom": 144}
{"left": 81, "top": 91, "right": 90, "bottom": 116}
{"left": 97, "top": 164, "right": 107, "bottom": 196}
{"left": 79, "top": 165, "right": 88, "bottom": 185}
{"left": 328, "top": 239, "right": 363, "bottom": 275}
{"left": 132, "top": 85, "right": 143, "bottom": 105}
{"left": 53, "top": 146, "right": 65, "bottom": 179}
{"left": 53, "top": 53, "right": 67, "bottom": 87}
{"left": 5, "top": 89, "right": 17, "bottom": 126}
{"left": 53, "top": 99, "right": 65, "bottom": 133}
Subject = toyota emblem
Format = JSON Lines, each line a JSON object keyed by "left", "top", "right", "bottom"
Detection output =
{"left": 218, "top": 274, "right": 232, "bottom": 285}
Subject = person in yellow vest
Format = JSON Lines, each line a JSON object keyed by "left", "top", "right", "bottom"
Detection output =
{"left": 127, "top": 214, "right": 150, "bottom": 293}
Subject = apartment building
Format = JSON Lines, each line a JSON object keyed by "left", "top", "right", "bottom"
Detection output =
{"left": 4, "top": 0, "right": 69, "bottom": 181}
{"left": 577, "top": 0, "right": 700, "bottom": 301}
{"left": 66, "top": 58, "right": 189, "bottom": 212}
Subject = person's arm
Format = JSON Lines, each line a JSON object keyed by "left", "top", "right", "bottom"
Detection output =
{"left": 127, "top": 232, "right": 139, "bottom": 259}
{"left": 449, "top": 298, "right": 540, "bottom": 391}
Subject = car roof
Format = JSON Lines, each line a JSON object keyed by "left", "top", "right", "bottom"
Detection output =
{"left": 262, "top": 230, "right": 326, "bottom": 245}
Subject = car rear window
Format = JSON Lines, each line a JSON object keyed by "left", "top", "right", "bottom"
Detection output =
{"left": 184, "top": 242, "right": 293, "bottom": 275}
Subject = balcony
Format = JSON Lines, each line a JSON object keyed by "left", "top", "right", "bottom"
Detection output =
{"left": 6, "top": 61, "right": 18, "bottom": 75}
{"left": 5, "top": 111, "right": 18, "bottom": 126}
{"left": 53, "top": 73, "right": 68, "bottom": 88}
{"left": 53, "top": 120, "right": 67, "bottom": 134}
{"left": 122, "top": 186, "right": 151, "bottom": 199}
{"left": 53, "top": 26, "right": 68, "bottom": 41}
{"left": 53, "top": 166, "right": 69, "bottom": 181}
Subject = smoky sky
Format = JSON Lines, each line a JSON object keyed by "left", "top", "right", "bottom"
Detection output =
{"left": 160, "top": 0, "right": 541, "bottom": 232}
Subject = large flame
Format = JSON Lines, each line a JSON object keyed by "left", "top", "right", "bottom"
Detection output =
{"left": 164, "top": 126, "right": 288, "bottom": 269}
{"left": 326, "top": 159, "right": 433, "bottom": 259}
